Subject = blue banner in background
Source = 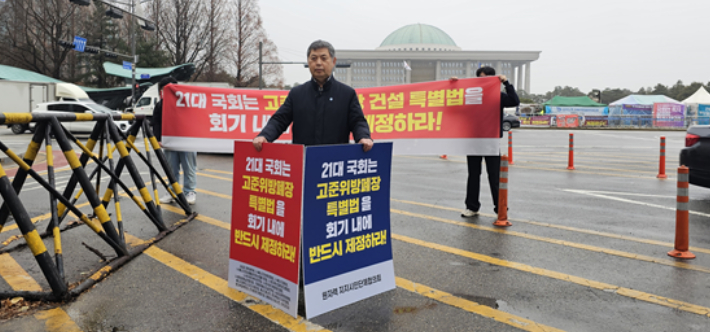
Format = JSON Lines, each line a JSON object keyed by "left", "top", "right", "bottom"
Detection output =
{"left": 301, "top": 143, "right": 395, "bottom": 318}
{"left": 698, "top": 104, "right": 710, "bottom": 125}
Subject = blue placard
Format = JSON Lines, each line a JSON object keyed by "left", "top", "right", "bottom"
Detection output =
{"left": 73, "top": 36, "right": 87, "bottom": 53}
{"left": 140, "top": 74, "right": 150, "bottom": 79}
{"left": 301, "top": 142, "right": 395, "bottom": 318}
{"left": 123, "top": 61, "right": 132, "bottom": 70}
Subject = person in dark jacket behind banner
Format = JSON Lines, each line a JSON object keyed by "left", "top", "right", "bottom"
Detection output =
{"left": 454, "top": 66, "right": 519, "bottom": 217}
{"left": 253, "top": 40, "right": 373, "bottom": 152}
{"left": 151, "top": 76, "right": 198, "bottom": 205}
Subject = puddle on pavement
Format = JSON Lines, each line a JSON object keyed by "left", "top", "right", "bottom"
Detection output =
{"left": 393, "top": 302, "right": 437, "bottom": 314}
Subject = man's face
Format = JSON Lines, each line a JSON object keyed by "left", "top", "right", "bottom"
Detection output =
{"left": 308, "top": 48, "right": 336, "bottom": 82}
{"left": 478, "top": 72, "right": 488, "bottom": 78}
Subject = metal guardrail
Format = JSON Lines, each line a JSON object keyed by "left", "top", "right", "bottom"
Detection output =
{"left": 0, "top": 112, "right": 195, "bottom": 300}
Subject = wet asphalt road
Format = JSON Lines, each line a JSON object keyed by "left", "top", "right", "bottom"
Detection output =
{"left": 3, "top": 128, "right": 710, "bottom": 331}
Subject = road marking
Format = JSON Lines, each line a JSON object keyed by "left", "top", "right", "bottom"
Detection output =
{"left": 393, "top": 233, "right": 710, "bottom": 318}
{"left": 126, "top": 233, "right": 331, "bottom": 332}
{"left": 514, "top": 161, "right": 660, "bottom": 175}
{"left": 196, "top": 172, "right": 233, "bottom": 181}
{"left": 395, "top": 276, "right": 564, "bottom": 332}
{"left": 391, "top": 208, "right": 710, "bottom": 275}
{"left": 563, "top": 189, "right": 710, "bottom": 218}
{"left": 156, "top": 203, "right": 562, "bottom": 331}
{"left": 34, "top": 308, "right": 82, "bottom": 332}
{"left": 390, "top": 198, "right": 710, "bottom": 255}
{"left": 0, "top": 254, "right": 82, "bottom": 331}
{"left": 563, "top": 190, "right": 675, "bottom": 198}
{"left": 0, "top": 253, "right": 42, "bottom": 291}
{"left": 394, "top": 156, "right": 671, "bottom": 180}
{"left": 195, "top": 188, "right": 232, "bottom": 200}
{"left": 0, "top": 202, "right": 91, "bottom": 234}
{"left": 203, "top": 169, "right": 234, "bottom": 175}
{"left": 515, "top": 151, "right": 679, "bottom": 163}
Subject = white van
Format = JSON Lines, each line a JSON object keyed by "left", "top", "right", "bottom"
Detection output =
{"left": 132, "top": 85, "right": 160, "bottom": 119}
{"left": 130, "top": 82, "right": 231, "bottom": 119}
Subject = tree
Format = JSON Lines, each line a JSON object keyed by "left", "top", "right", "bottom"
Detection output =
{"left": 192, "top": 0, "right": 231, "bottom": 82}
{"left": 153, "top": 0, "right": 209, "bottom": 68}
{"left": 230, "top": 0, "right": 283, "bottom": 88}
{"left": 0, "top": 0, "right": 82, "bottom": 80}
{"left": 599, "top": 88, "right": 633, "bottom": 104}
{"left": 79, "top": 1, "right": 126, "bottom": 88}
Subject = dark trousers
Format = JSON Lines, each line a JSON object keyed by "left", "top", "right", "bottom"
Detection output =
{"left": 465, "top": 155, "right": 500, "bottom": 212}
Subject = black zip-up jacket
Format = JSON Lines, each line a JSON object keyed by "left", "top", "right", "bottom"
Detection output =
{"left": 499, "top": 81, "right": 520, "bottom": 138}
{"left": 258, "top": 77, "right": 371, "bottom": 146}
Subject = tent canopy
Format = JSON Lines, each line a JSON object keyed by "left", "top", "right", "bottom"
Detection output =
{"left": 0, "top": 64, "right": 64, "bottom": 83}
{"left": 682, "top": 87, "right": 710, "bottom": 104}
{"left": 610, "top": 94, "right": 680, "bottom": 105}
{"left": 543, "top": 96, "right": 606, "bottom": 108}
{"left": 103, "top": 62, "right": 195, "bottom": 83}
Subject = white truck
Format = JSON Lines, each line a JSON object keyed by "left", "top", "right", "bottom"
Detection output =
{"left": 129, "top": 82, "right": 232, "bottom": 120}
{"left": 0, "top": 80, "right": 92, "bottom": 134}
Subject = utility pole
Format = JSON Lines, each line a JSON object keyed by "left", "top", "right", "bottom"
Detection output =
{"left": 131, "top": 0, "right": 137, "bottom": 106}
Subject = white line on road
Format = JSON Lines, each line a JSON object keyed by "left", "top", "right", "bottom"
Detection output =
{"left": 562, "top": 189, "right": 710, "bottom": 218}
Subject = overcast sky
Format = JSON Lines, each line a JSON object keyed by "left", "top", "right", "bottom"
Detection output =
{"left": 260, "top": 0, "right": 708, "bottom": 94}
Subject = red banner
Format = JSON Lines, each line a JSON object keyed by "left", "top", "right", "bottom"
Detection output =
{"left": 228, "top": 141, "right": 303, "bottom": 317}
{"left": 162, "top": 77, "right": 502, "bottom": 155}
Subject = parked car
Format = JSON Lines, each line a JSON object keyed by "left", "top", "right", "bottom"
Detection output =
{"left": 33, "top": 101, "right": 130, "bottom": 134}
{"left": 503, "top": 114, "right": 521, "bottom": 131}
{"left": 680, "top": 125, "right": 710, "bottom": 188}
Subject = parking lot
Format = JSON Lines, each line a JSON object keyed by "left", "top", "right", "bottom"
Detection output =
{"left": 2, "top": 128, "right": 710, "bottom": 331}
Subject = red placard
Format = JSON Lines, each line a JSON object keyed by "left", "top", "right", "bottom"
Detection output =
{"left": 229, "top": 141, "right": 303, "bottom": 285}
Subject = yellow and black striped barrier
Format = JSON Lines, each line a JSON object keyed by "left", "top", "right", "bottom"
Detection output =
{"left": 0, "top": 112, "right": 194, "bottom": 300}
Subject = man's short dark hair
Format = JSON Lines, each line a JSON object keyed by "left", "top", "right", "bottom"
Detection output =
{"left": 307, "top": 40, "right": 335, "bottom": 58}
{"left": 158, "top": 76, "right": 178, "bottom": 91}
{"left": 475, "top": 66, "right": 496, "bottom": 77}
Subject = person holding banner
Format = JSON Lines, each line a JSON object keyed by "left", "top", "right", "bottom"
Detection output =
{"left": 253, "top": 40, "right": 373, "bottom": 151}
{"left": 456, "top": 67, "right": 519, "bottom": 217}
{"left": 152, "top": 76, "right": 198, "bottom": 205}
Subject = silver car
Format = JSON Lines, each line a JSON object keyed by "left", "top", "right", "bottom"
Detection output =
{"left": 33, "top": 101, "right": 130, "bottom": 134}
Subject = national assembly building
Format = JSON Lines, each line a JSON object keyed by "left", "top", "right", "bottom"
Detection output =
{"left": 333, "top": 24, "right": 540, "bottom": 93}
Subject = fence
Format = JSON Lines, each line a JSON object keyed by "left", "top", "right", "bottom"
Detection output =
{"left": 0, "top": 112, "right": 195, "bottom": 301}
{"left": 520, "top": 115, "right": 708, "bottom": 129}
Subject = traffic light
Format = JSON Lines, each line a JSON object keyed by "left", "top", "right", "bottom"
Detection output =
{"left": 84, "top": 46, "right": 99, "bottom": 54}
{"left": 106, "top": 7, "right": 124, "bottom": 19}
{"left": 69, "top": 0, "right": 91, "bottom": 6}
{"left": 141, "top": 22, "right": 156, "bottom": 31}
{"left": 57, "top": 40, "right": 75, "bottom": 48}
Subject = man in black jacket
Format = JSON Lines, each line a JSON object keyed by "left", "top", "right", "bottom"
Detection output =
{"left": 460, "top": 66, "right": 520, "bottom": 217}
{"left": 253, "top": 40, "right": 373, "bottom": 151}
{"left": 151, "top": 76, "right": 198, "bottom": 205}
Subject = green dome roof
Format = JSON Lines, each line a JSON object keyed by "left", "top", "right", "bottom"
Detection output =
{"left": 380, "top": 24, "right": 457, "bottom": 47}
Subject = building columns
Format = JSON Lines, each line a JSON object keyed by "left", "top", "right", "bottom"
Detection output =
{"left": 524, "top": 62, "right": 531, "bottom": 94}
{"left": 405, "top": 60, "right": 411, "bottom": 84}
{"left": 376, "top": 61, "right": 382, "bottom": 86}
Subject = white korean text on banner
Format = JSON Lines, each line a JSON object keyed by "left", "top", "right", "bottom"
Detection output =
{"left": 300, "top": 143, "right": 395, "bottom": 319}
